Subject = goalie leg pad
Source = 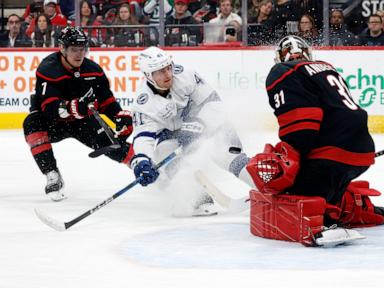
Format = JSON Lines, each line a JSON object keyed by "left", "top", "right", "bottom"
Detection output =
{"left": 250, "top": 190, "right": 325, "bottom": 246}
{"left": 337, "top": 181, "right": 384, "bottom": 227}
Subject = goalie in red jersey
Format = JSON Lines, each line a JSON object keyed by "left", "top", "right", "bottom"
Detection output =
{"left": 247, "top": 35, "right": 384, "bottom": 246}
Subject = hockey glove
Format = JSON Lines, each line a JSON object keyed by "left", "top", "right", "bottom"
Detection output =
{"left": 115, "top": 110, "right": 133, "bottom": 141}
{"left": 132, "top": 156, "right": 159, "bottom": 186}
{"left": 63, "top": 87, "right": 96, "bottom": 119}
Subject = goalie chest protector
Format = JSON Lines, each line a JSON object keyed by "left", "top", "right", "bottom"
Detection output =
{"left": 250, "top": 190, "right": 326, "bottom": 246}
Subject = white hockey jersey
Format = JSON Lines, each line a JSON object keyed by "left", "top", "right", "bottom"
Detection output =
{"left": 131, "top": 64, "right": 217, "bottom": 160}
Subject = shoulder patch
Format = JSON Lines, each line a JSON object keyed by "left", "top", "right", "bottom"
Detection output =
{"left": 137, "top": 93, "right": 149, "bottom": 105}
{"left": 173, "top": 64, "right": 184, "bottom": 74}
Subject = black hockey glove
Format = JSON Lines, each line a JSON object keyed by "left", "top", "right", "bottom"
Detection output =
{"left": 67, "top": 87, "right": 96, "bottom": 119}
{"left": 114, "top": 110, "right": 133, "bottom": 142}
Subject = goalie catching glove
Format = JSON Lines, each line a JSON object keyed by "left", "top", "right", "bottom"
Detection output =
{"left": 246, "top": 141, "right": 300, "bottom": 194}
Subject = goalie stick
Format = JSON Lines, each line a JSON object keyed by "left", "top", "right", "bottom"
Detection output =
{"left": 194, "top": 170, "right": 250, "bottom": 213}
{"left": 88, "top": 104, "right": 121, "bottom": 158}
{"left": 196, "top": 147, "right": 384, "bottom": 213}
{"left": 35, "top": 147, "right": 183, "bottom": 231}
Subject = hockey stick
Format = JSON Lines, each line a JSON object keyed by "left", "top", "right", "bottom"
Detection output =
{"left": 375, "top": 150, "right": 384, "bottom": 158}
{"left": 35, "top": 147, "right": 183, "bottom": 231}
{"left": 197, "top": 147, "right": 384, "bottom": 213}
{"left": 194, "top": 170, "right": 250, "bottom": 213}
{"left": 88, "top": 104, "right": 121, "bottom": 158}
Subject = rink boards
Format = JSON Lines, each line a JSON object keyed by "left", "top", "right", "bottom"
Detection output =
{"left": 0, "top": 47, "right": 383, "bottom": 132}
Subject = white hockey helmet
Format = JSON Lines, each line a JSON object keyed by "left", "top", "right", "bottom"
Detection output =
{"left": 138, "top": 46, "right": 173, "bottom": 89}
{"left": 274, "top": 35, "right": 313, "bottom": 63}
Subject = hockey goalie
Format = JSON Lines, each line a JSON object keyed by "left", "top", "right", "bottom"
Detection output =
{"left": 247, "top": 35, "right": 384, "bottom": 247}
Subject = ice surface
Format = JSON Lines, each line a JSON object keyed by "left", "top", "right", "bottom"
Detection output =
{"left": 1, "top": 130, "right": 384, "bottom": 288}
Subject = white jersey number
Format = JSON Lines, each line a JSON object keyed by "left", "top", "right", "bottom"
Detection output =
{"left": 327, "top": 75, "right": 358, "bottom": 110}
{"left": 41, "top": 82, "right": 47, "bottom": 95}
{"left": 274, "top": 90, "right": 285, "bottom": 108}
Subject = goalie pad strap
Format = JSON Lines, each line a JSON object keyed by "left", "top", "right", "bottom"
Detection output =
{"left": 337, "top": 181, "right": 384, "bottom": 227}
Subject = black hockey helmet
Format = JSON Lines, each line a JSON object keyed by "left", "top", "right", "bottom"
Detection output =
{"left": 274, "top": 35, "right": 313, "bottom": 64}
{"left": 58, "top": 26, "right": 88, "bottom": 48}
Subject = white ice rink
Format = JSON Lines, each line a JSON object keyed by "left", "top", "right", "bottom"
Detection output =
{"left": 2, "top": 129, "right": 384, "bottom": 288}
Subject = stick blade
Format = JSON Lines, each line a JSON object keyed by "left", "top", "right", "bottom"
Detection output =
{"left": 34, "top": 208, "right": 67, "bottom": 231}
{"left": 194, "top": 170, "right": 250, "bottom": 213}
{"left": 88, "top": 144, "right": 121, "bottom": 158}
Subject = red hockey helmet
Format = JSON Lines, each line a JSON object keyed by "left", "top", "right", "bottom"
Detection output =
{"left": 246, "top": 141, "right": 300, "bottom": 194}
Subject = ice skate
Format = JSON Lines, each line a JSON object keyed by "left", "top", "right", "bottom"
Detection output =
{"left": 45, "top": 170, "right": 66, "bottom": 202}
{"left": 314, "top": 225, "right": 365, "bottom": 247}
{"left": 192, "top": 193, "right": 218, "bottom": 217}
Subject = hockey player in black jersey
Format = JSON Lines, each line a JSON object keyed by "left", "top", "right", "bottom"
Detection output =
{"left": 23, "top": 27, "right": 133, "bottom": 201}
{"left": 247, "top": 36, "right": 384, "bottom": 241}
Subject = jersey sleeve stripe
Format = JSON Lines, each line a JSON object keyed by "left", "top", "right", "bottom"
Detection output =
{"left": 277, "top": 107, "right": 323, "bottom": 127}
{"left": 41, "top": 96, "right": 60, "bottom": 111}
{"left": 99, "top": 96, "right": 116, "bottom": 112}
{"left": 132, "top": 131, "right": 157, "bottom": 143}
{"left": 279, "top": 121, "right": 321, "bottom": 137}
{"left": 307, "top": 146, "right": 375, "bottom": 166}
{"left": 81, "top": 72, "right": 104, "bottom": 77}
{"left": 36, "top": 71, "right": 71, "bottom": 82}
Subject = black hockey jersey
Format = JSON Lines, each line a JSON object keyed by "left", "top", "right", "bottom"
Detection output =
{"left": 265, "top": 60, "right": 375, "bottom": 166}
{"left": 32, "top": 52, "right": 121, "bottom": 121}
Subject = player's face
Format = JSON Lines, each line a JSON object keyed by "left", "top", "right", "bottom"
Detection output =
{"left": 152, "top": 65, "right": 173, "bottom": 90}
{"left": 62, "top": 46, "right": 87, "bottom": 68}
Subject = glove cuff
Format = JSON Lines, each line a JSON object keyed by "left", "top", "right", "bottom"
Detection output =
{"left": 130, "top": 153, "right": 151, "bottom": 169}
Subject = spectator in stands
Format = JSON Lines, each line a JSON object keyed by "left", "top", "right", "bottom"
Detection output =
{"left": 165, "top": 0, "right": 202, "bottom": 46}
{"left": 360, "top": 14, "right": 384, "bottom": 46}
{"left": 274, "top": 0, "right": 300, "bottom": 39}
{"left": 0, "top": 14, "right": 32, "bottom": 47}
{"left": 60, "top": 0, "right": 76, "bottom": 20}
{"left": 80, "top": 0, "right": 106, "bottom": 46}
{"left": 248, "top": 0, "right": 262, "bottom": 20}
{"left": 31, "top": 13, "right": 56, "bottom": 47}
{"left": 248, "top": 0, "right": 275, "bottom": 45}
{"left": 23, "top": 1, "right": 46, "bottom": 25}
{"left": 209, "top": 0, "right": 242, "bottom": 43}
{"left": 329, "top": 9, "right": 360, "bottom": 46}
{"left": 111, "top": 3, "right": 142, "bottom": 47}
{"left": 26, "top": 0, "right": 69, "bottom": 38}
{"left": 291, "top": 0, "right": 323, "bottom": 31}
{"left": 296, "top": 13, "right": 320, "bottom": 45}
{"left": 143, "top": 0, "right": 173, "bottom": 24}
{"left": 192, "top": 0, "right": 218, "bottom": 23}
{"left": 142, "top": 0, "right": 173, "bottom": 44}
{"left": 376, "top": 9, "right": 384, "bottom": 31}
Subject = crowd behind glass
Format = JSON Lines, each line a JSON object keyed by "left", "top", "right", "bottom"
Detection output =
{"left": 1, "top": 0, "right": 384, "bottom": 48}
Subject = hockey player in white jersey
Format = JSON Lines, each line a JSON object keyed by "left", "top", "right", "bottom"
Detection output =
{"left": 130, "top": 46, "right": 252, "bottom": 216}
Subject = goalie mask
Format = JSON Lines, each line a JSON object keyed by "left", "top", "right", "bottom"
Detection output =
{"left": 274, "top": 35, "right": 313, "bottom": 63}
{"left": 138, "top": 46, "right": 173, "bottom": 90}
{"left": 246, "top": 141, "right": 300, "bottom": 194}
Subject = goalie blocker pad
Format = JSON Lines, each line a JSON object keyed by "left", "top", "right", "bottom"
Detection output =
{"left": 250, "top": 190, "right": 325, "bottom": 246}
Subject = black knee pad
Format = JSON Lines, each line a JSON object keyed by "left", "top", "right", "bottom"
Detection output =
{"left": 23, "top": 112, "right": 46, "bottom": 136}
